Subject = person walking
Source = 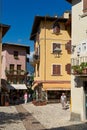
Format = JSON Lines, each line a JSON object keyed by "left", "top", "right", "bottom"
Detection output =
{"left": 60, "top": 93, "right": 67, "bottom": 109}
{"left": 24, "top": 92, "right": 28, "bottom": 104}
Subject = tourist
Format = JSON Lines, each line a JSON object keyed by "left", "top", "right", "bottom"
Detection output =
{"left": 60, "top": 93, "right": 67, "bottom": 109}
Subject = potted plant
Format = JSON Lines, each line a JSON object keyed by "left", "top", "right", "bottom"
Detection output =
{"left": 80, "top": 62, "right": 87, "bottom": 74}
{"left": 72, "top": 65, "right": 82, "bottom": 74}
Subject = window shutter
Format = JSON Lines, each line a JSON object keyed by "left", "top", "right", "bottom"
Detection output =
{"left": 65, "top": 40, "right": 71, "bottom": 54}
{"left": 65, "top": 63, "right": 71, "bottom": 74}
{"left": 53, "top": 65, "right": 61, "bottom": 75}
{"left": 83, "top": 0, "right": 87, "bottom": 13}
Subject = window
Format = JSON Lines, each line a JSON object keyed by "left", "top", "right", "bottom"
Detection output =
{"left": 82, "top": 43, "right": 86, "bottom": 52}
{"left": 52, "top": 22, "right": 60, "bottom": 34}
{"left": 76, "top": 44, "right": 81, "bottom": 54}
{"left": 10, "top": 64, "right": 14, "bottom": 74}
{"left": 14, "top": 51, "right": 18, "bottom": 59}
{"left": 83, "top": 0, "right": 87, "bottom": 13}
{"left": 52, "top": 64, "right": 61, "bottom": 75}
{"left": 53, "top": 43, "right": 61, "bottom": 53}
{"left": 17, "top": 65, "right": 21, "bottom": 74}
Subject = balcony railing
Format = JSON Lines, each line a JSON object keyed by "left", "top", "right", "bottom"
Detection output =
{"left": 5, "top": 69, "right": 27, "bottom": 76}
{"left": 71, "top": 56, "right": 87, "bottom": 66}
{"left": 71, "top": 57, "right": 87, "bottom": 76}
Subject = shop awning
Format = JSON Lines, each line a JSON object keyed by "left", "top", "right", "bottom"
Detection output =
{"left": 43, "top": 83, "right": 71, "bottom": 90}
{"left": 10, "top": 84, "right": 27, "bottom": 90}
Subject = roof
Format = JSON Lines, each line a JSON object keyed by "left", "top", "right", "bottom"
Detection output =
{"left": 0, "top": 24, "right": 10, "bottom": 37}
{"left": 66, "top": 0, "right": 72, "bottom": 3}
{"left": 2, "top": 42, "right": 30, "bottom": 54}
{"left": 30, "top": 16, "right": 68, "bottom": 40}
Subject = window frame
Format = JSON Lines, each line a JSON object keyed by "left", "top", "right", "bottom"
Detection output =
{"left": 14, "top": 51, "right": 19, "bottom": 59}
{"left": 52, "top": 64, "right": 61, "bottom": 76}
{"left": 52, "top": 43, "right": 61, "bottom": 53}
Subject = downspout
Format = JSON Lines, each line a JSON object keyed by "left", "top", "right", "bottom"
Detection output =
{"left": 44, "top": 16, "right": 46, "bottom": 81}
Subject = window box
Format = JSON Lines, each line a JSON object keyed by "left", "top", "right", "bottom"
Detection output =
{"left": 72, "top": 62, "right": 87, "bottom": 75}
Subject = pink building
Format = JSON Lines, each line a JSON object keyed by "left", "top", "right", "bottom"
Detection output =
{"left": 1, "top": 43, "right": 30, "bottom": 105}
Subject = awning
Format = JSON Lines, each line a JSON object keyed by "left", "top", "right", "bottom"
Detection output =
{"left": 43, "top": 83, "right": 71, "bottom": 90}
{"left": 10, "top": 84, "right": 27, "bottom": 90}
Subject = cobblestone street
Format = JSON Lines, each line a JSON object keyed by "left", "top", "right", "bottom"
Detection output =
{"left": 0, "top": 103, "right": 87, "bottom": 130}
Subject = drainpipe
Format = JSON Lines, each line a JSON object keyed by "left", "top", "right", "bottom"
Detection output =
{"left": 44, "top": 16, "right": 46, "bottom": 81}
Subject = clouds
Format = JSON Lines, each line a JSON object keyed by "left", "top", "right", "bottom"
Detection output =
{"left": 27, "top": 51, "right": 34, "bottom": 60}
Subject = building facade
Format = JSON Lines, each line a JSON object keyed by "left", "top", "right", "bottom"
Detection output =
{"left": 0, "top": 24, "right": 10, "bottom": 105}
{"left": 1, "top": 43, "right": 30, "bottom": 105}
{"left": 30, "top": 14, "right": 71, "bottom": 102}
{"left": 66, "top": 0, "right": 87, "bottom": 121}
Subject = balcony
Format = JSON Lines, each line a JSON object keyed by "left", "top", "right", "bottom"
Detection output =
{"left": 5, "top": 69, "right": 27, "bottom": 76}
{"left": 71, "top": 56, "right": 87, "bottom": 76}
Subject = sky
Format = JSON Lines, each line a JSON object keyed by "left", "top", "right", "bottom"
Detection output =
{"left": 2, "top": 0, "right": 71, "bottom": 55}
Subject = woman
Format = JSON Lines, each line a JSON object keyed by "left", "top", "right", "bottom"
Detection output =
{"left": 24, "top": 92, "right": 28, "bottom": 104}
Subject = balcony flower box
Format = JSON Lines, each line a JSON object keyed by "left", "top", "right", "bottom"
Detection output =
{"left": 72, "top": 65, "right": 82, "bottom": 75}
{"left": 72, "top": 62, "right": 87, "bottom": 75}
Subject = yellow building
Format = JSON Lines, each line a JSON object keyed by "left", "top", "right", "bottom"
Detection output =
{"left": 30, "top": 13, "right": 71, "bottom": 102}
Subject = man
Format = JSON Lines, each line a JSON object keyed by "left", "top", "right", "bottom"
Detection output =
{"left": 60, "top": 93, "right": 67, "bottom": 109}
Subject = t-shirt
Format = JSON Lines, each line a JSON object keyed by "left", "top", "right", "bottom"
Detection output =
{"left": 61, "top": 95, "right": 66, "bottom": 102}
{"left": 24, "top": 94, "right": 28, "bottom": 99}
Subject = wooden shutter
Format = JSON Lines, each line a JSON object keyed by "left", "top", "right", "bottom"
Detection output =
{"left": 65, "top": 63, "right": 71, "bottom": 74}
{"left": 53, "top": 65, "right": 61, "bottom": 75}
{"left": 65, "top": 40, "right": 71, "bottom": 54}
{"left": 83, "top": 0, "right": 87, "bottom": 13}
